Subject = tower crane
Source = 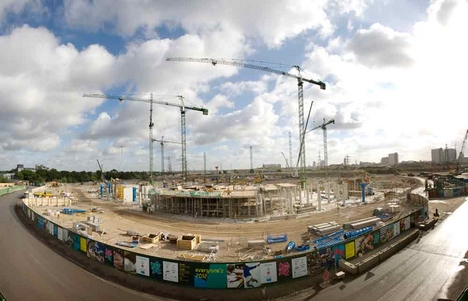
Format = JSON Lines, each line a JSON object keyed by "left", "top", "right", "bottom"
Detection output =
{"left": 83, "top": 93, "right": 208, "bottom": 184}
{"left": 456, "top": 129, "right": 468, "bottom": 174}
{"left": 166, "top": 57, "right": 326, "bottom": 190}
{"left": 306, "top": 118, "right": 335, "bottom": 168}
{"left": 152, "top": 136, "right": 181, "bottom": 184}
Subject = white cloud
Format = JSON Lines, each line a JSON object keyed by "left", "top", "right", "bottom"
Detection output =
{"left": 63, "top": 0, "right": 334, "bottom": 48}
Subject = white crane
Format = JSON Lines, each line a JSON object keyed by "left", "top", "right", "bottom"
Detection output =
{"left": 83, "top": 93, "right": 208, "bottom": 184}
{"left": 165, "top": 57, "right": 326, "bottom": 189}
{"left": 152, "top": 136, "right": 181, "bottom": 184}
{"left": 306, "top": 118, "right": 335, "bottom": 168}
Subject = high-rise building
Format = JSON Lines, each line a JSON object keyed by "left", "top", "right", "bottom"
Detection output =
{"left": 380, "top": 157, "right": 389, "bottom": 165}
{"left": 431, "top": 148, "right": 443, "bottom": 163}
{"left": 445, "top": 148, "right": 457, "bottom": 163}
{"left": 388, "top": 153, "right": 399, "bottom": 166}
{"left": 431, "top": 147, "right": 457, "bottom": 163}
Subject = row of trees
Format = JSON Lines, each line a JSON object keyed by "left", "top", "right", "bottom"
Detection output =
{"left": 4, "top": 169, "right": 152, "bottom": 184}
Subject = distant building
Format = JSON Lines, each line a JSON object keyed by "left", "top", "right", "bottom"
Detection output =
{"left": 432, "top": 148, "right": 443, "bottom": 164}
{"left": 432, "top": 147, "right": 457, "bottom": 163}
{"left": 380, "top": 157, "right": 389, "bottom": 165}
{"left": 445, "top": 148, "right": 457, "bottom": 163}
{"left": 262, "top": 164, "right": 281, "bottom": 169}
{"left": 16, "top": 164, "right": 24, "bottom": 172}
{"left": 388, "top": 153, "right": 399, "bottom": 166}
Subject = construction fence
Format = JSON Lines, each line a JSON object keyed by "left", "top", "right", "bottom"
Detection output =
{"left": 0, "top": 185, "right": 26, "bottom": 197}
{"left": 22, "top": 197, "right": 425, "bottom": 290}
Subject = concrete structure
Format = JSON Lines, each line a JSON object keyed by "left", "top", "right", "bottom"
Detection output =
{"left": 150, "top": 183, "right": 301, "bottom": 218}
{"left": 388, "top": 153, "right": 399, "bottom": 166}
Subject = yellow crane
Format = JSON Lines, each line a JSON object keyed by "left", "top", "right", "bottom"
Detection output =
{"left": 83, "top": 93, "right": 208, "bottom": 183}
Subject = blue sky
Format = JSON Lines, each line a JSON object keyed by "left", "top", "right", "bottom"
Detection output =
{"left": 0, "top": 0, "right": 467, "bottom": 172}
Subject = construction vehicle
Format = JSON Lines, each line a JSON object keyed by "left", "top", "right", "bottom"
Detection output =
{"left": 83, "top": 93, "right": 208, "bottom": 183}
{"left": 166, "top": 57, "right": 326, "bottom": 188}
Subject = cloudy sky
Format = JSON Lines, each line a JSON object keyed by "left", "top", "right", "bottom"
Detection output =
{"left": 0, "top": 0, "right": 466, "bottom": 172}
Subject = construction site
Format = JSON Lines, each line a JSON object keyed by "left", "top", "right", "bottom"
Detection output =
{"left": 23, "top": 173, "right": 436, "bottom": 263}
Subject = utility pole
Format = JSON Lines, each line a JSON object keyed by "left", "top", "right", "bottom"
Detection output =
{"left": 289, "top": 132, "right": 294, "bottom": 176}
{"left": 250, "top": 146, "right": 254, "bottom": 173}
{"left": 203, "top": 152, "right": 206, "bottom": 184}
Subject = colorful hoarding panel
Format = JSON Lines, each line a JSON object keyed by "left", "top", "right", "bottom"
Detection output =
{"left": 178, "top": 261, "right": 192, "bottom": 285}
{"left": 243, "top": 262, "right": 261, "bottom": 288}
{"left": 194, "top": 263, "right": 227, "bottom": 288}
{"left": 260, "top": 262, "right": 277, "bottom": 284}
{"left": 373, "top": 231, "right": 380, "bottom": 246}
{"left": 380, "top": 224, "right": 395, "bottom": 244}
{"left": 80, "top": 237, "right": 87, "bottom": 253}
{"left": 57, "top": 226, "right": 64, "bottom": 242}
{"left": 72, "top": 233, "right": 81, "bottom": 251}
{"left": 47, "top": 222, "right": 54, "bottom": 235}
{"left": 163, "top": 261, "right": 179, "bottom": 283}
{"left": 393, "top": 222, "right": 401, "bottom": 237}
{"left": 103, "top": 245, "right": 114, "bottom": 266}
{"left": 291, "top": 257, "right": 308, "bottom": 279}
{"left": 113, "top": 249, "right": 124, "bottom": 270}
{"left": 87, "top": 240, "right": 106, "bottom": 263}
{"left": 136, "top": 255, "right": 150, "bottom": 277}
{"left": 307, "top": 251, "right": 322, "bottom": 275}
{"left": 276, "top": 257, "right": 292, "bottom": 281}
{"left": 345, "top": 241, "right": 355, "bottom": 259}
{"left": 149, "top": 257, "right": 163, "bottom": 281}
{"left": 124, "top": 251, "right": 137, "bottom": 273}
{"left": 401, "top": 216, "right": 410, "bottom": 231}
{"left": 226, "top": 263, "right": 245, "bottom": 288}
{"left": 355, "top": 233, "right": 374, "bottom": 258}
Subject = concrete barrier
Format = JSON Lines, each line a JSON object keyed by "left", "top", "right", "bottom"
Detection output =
{"left": 357, "top": 253, "right": 380, "bottom": 274}
{"left": 339, "top": 259, "right": 358, "bottom": 275}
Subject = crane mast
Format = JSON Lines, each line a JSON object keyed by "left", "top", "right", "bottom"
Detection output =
{"left": 166, "top": 57, "right": 326, "bottom": 193}
{"left": 152, "top": 136, "right": 181, "bottom": 184}
{"left": 83, "top": 93, "right": 208, "bottom": 184}
{"left": 149, "top": 94, "right": 154, "bottom": 184}
{"left": 457, "top": 129, "right": 468, "bottom": 174}
{"left": 306, "top": 118, "right": 335, "bottom": 168}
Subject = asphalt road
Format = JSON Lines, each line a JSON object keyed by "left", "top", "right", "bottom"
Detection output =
{"left": 310, "top": 197, "right": 468, "bottom": 301}
{"left": 0, "top": 191, "right": 171, "bottom": 301}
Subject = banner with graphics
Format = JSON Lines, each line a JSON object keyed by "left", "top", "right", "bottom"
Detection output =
{"left": 149, "top": 257, "right": 163, "bottom": 280}
{"left": 355, "top": 233, "right": 374, "bottom": 258}
{"left": 163, "top": 261, "right": 179, "bottom": 283}
{"left": 136, "top": 255, "right": 150, "bottom": 277}
{"left": 124, "top": 251, "right": 137, "bottom": 273}
{"left": 393, "top": 222, "right": 400, "bottom": 237}
{"left": 178, "top": 261, "right": 192, "bottom": 285}
{"left": 380, "top": 224, "right": 395, "bottom": 244}
{"left": 87, "top": 240, "right": 106, "bottom": 263}
{"left": 276, "top": 257, "right": 292, "bottom": 282}
{"left": 291, "top": 257, "right": 308, "bottom": 279}
{"left": 80, "top": 237, "right": 87, "bottom": 253}
{"left": 226, "top": 263, "right": 245, "bottom": 288}
{"left": 113, "top": 249, "right": 124, "bottom": 270}
{"left": 260, "top": 262, "right": 277, "bottom": 284}
{"left": 345, "top": 241, "right": 355, "bottom": 259}
{"left": 194, "top": 263, "right": 227, "bottom": 288}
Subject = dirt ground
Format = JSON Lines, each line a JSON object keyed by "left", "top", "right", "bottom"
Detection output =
{"left": 27, "top": 175, "right": 423, "bottom": 262}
